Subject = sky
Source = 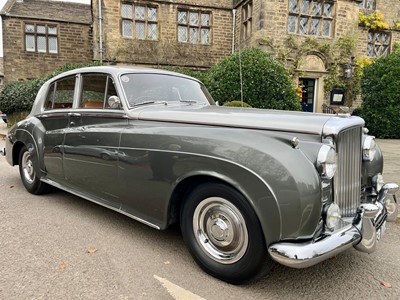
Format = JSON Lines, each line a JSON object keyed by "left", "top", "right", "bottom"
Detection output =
{"left": 0, "top": 0, "right": 91, "bottom": 57}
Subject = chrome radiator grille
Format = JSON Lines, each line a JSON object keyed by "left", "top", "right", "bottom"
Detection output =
{"left": 334, "top": 127, "right": 362, "bottom": 217}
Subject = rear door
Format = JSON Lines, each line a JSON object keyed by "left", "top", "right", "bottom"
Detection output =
{"left": 39, "top": 75, "right": 77, "bottom": 182}
{"left": 62, "top": 73, "right": 128, "bottom": 208}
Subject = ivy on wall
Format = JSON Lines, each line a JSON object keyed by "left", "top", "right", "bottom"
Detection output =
{"left": 257, "top": 32, "right": 371, "bottom": 107}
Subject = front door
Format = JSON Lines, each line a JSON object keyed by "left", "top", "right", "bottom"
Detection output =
{"left": 299, "top": 78, "right": 316, "bottom": 112}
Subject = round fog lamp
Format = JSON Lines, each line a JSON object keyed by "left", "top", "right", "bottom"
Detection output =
{"left": 326, "top": 203, "right": 341, "bottom": 230}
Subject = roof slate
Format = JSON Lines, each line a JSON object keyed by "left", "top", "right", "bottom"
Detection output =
{"left": 1, "top": 0, "right": 91, "bottom": 24}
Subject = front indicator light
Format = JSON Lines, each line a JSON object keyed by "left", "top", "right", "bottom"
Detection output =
{"left": 326, "top": 203, "right": 341, "bottom": 230}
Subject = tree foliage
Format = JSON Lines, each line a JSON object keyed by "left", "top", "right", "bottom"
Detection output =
{"left": 358, "top": 50, "right": 400, "bottom": 138}
{"left": 205, "top": 48, "right": 300, "bottom": 110}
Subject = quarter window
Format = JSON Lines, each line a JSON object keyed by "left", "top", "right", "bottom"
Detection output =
{"left": 177, "top": 10, "right": 211, "bottom": 44}
{"left": 25, "top": 23, "right": 58, "bottom": 54}
{"left": 241, "top": 1, "right": 252, "bottom": 40}
{"left": 121, "top": 3, "right": 158, "bottom": 40}
{"left": 287, "top": 0, "right": 334, "bottom": 37}
{"left": 367, "top": 31, "right": 390, "bottom": 57}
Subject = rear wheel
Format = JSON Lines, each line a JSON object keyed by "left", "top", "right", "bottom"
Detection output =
{"left": 19, "top": 146, "right": 49, "bottom": 195}
{"left": 181, "top": 183, "right": 272, "bottom": 284}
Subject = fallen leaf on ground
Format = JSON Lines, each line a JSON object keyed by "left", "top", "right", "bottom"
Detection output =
{"left": 379, "top": 280, "right": 392, "bottom": 288}
{"left": 87, "top": 248, "right": 97, "bottom": 254}
{"left": 59, "top": 262, "right": 66, "bottom": 270}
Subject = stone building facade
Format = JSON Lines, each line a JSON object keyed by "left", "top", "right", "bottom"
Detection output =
{"left": 233, "top": 0, "right": 400, "bottom": 112}
{"left": 91, "top": 0, "right": 233, "bottom": 69}
{"left": 1, "top": 0, "right": 399, "bottom": 112}
{"left": 0, "top": 0, "right": 93, "bottom": 83}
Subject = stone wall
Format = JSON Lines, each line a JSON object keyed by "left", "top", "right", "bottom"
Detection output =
{"left": 234, "top": 0, "right": 360, "bottom": 52}
{"left": 92, "top": 0, "right": 233, "bottom": 68}
{"left": 2, "top": 17, "right": 92, "bottom": 83}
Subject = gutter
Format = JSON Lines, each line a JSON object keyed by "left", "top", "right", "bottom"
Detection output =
{"left": 232, "top": 9, "right": 236, "bottom": 54}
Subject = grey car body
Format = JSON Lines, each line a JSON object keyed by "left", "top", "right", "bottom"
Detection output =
{"left": 3, "top": 66, "right": 398, "bottom": 284}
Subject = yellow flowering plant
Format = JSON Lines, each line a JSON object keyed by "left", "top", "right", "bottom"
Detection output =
{"left": 359, "top": 11, "right": 390, "bottom": 30}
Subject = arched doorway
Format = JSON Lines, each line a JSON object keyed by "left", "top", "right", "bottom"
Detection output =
{"left": 297, "top": 53, "right": 328, "bottom": 113}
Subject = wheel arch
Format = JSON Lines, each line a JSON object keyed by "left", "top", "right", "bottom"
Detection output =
{"left": 167, "top": 168, "right": 282, "bottom": 246}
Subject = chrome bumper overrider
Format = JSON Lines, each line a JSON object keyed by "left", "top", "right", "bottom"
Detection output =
{"left": 268, "top": 183, "right": 399, "bottom": 268}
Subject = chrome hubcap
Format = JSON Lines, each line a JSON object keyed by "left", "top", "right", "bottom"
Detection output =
{"left": 193, "top": 197, "right": 248, "bottom": 264}
{"left": 22, "top": 151, "right": 35, "bottom": 184}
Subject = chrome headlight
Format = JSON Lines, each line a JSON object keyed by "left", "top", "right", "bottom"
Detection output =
{"left": 363, "top": 136, "right": 376, "bottom": 161}
{"left": 317, "top": 144, "right": 337, "bottom": 179}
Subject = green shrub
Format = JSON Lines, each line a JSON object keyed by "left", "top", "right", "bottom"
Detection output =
{"left": 205, "top": 48, "right": 301, "bottom": 110}
{"left": 0, "top": 62, "right": 102, "bottom": 115}
{"left": 223, "top": 101, "right": 252, "bottom": 107}
{"left": 358, "top": 51, "right": 400, "bottom": 138}
{"left": 162, "top": 66, "right": 208, "bottom": 83}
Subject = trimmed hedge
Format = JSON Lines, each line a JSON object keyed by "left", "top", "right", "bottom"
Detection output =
{"left": 223, "top": 101, "right": 252, "bottom": 107}
{"left": 358, "top": 50, "right": 400, "bottom": 138}
{"left": 206, "top": 48, "right": 301, "bottom": 111}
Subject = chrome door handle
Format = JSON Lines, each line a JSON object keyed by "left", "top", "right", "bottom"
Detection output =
{"left": 68, "top": 113, "right": 81, "bottom": 117}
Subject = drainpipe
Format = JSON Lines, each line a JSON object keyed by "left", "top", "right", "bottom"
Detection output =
{"left": 98, "top": 0, "right": 103, "bottom": 63}
{"left": 232, "top": 9, "right": 236, "bottom": 54}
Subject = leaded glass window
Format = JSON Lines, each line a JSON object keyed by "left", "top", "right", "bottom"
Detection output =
{"left": 359, "top": 0, "right": 375, "bottom": 10}
{"left": 367, "top": 31, "right": 390, "bottom": 57}
{"left": 241, "top": 1, "right": 252, "bottom": 40}
{"left": 24, "top": 23, "right": 58, "bottom": 54}
{"left": 121, "top": 3, "right": 158, "bottom": 40}
{"left": 287, "top": 0, "right": 334, "bottom": 37}
{"left": 177, "top": 10, "right": 211, "bottom": 44}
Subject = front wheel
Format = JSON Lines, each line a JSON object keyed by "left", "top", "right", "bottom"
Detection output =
{"left": 19, "top": 146, "right": 49, "bottom": 195}
{"left": 181, "top": 183, "right": 272, "bottom": 284}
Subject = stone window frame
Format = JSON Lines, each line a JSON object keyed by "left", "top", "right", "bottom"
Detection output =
{"left": 287, "top": 0, "right": 335, "bottom": 38}
{"left": 359, "top": 0, "right": 375, "bottom": 11}
{"left": 241, "top": 1, "right": 253, "bottom": 41}
{"left": 177, "top": 8, "right": 212, "bottom": 45}
{"left": 24, "top": 22, "right": 59, "bottom": 54}
{"left": 121, "top": 2, "right": 159, "bottom": 41}
{"left": 367, "top": 31, "right": 391, "bottom": 57}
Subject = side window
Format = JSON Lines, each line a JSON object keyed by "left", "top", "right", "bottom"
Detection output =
{"left": 45, "top": 76, "right": 75, "bottom": 110}
{"left": 79, "top": 74, "right": 121, "bottom": 109}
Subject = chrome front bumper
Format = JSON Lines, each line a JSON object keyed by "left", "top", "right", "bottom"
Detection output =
{"left": 268, "top": 183, "right": 398, "bottom": 268}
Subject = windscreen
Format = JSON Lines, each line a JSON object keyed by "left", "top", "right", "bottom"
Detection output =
{"left": 120, "top": 73, "right": 213, "bottom": 108}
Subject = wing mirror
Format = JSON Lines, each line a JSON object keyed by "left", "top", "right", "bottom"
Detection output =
{"left": 108, "top": 96, "right": 121, "bottom": 109}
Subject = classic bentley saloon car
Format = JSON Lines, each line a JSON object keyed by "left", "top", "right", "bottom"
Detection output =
{"left": 3, "top": 66, "right": 398, "bottom": 283}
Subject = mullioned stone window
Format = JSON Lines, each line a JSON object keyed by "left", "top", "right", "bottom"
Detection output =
{"left": 359, "top": 0, "right": 375, "bottom": 10}
{"left": 24, "top": 23, "right": 58, "bottom": 54}
{"left": 177, "top": 9, "right": 211, "bottom": 44}
{"left": 367, "top": 31, "right": 390, "bottom": 57}
{"left": 288, "top": 0, "right": 334, "bottom": 37}
{"left": 121, "top": 3, "right": 158, "bottom": 40}
{"left": 241, "top": 1, "right": 252, "bottom": 40}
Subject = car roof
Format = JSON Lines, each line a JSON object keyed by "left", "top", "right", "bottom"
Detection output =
{"left": 49, "top": 66, "right": 198, "bottom": 82}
